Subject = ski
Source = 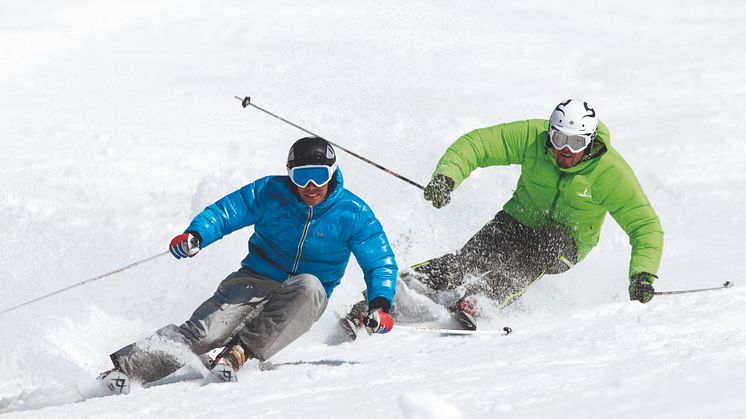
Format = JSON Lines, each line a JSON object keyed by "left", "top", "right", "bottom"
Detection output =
{"left": 204, "top": 359, "right": 237, "bottom": 384}
{"left": 338, "top": 316, "right": 361, "bottom": 342}
{"left": 95, "top": 369, "right": 131, "bottom": 395}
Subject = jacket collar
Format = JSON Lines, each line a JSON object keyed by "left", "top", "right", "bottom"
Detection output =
{"left": 544, "top": 131, "right": 609, "bottom": 174}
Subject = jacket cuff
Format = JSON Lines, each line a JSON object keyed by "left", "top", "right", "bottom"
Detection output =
{"left": 185, "top": 230, "right": 203, "bottom": 246}
{"left": 630, "top": 272, "right": 657, "bottom": 284}
{"left": 368, "top": 297, "right": 391, "bottom": 313}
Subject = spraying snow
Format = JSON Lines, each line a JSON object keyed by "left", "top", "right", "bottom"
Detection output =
{"left": 1, "top": 1, "right": 745, "bottom": 418}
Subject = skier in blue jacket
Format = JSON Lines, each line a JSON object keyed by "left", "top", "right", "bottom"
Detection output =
{"left": 98, "top": 137, "right": 397, "bottom": 392}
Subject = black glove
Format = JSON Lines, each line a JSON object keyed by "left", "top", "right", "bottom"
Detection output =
{"left": 629, "top": 272, "right": 657, "bottom": 303}
{"left": 424, "top": 174, "right": 455, "bottom": 208}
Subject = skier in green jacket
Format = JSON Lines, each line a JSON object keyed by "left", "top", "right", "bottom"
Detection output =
{"left": 402, "top": 98, "right": 663, "bottom": 330}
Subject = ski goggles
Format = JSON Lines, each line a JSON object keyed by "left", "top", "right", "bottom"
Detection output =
{"left": 288, "top": 164, "right": 338, "bottom": 188}
{"left": 549, "top": 128, "right": 594, "bottom": 153}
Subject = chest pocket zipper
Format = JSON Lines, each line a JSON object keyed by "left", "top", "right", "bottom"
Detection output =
{"left": 290, "top": 206, "right": 313, "bottom": 278}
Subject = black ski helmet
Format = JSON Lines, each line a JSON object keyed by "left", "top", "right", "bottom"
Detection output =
{"left": 287, "top": 137, "right": 336, "bottom": 169}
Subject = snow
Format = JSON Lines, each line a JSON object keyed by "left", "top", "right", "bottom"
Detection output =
{"left": 1, "top": 1, "right": 745, "bottom": 418}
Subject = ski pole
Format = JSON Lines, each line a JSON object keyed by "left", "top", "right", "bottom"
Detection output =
{"left": 394, "top": 325, "right": 513, "bottom": 336}
{"left": 0, "top": 250, "right": 170, "bottom": 315}
{"left": 654, "top": 281, "right": 733, "bottom": 296}
{"left": 234, "top": 95, "right": 425, "bottom": 191}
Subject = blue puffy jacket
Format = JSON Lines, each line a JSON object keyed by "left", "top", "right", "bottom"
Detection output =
{"left": 185, "top": 170, "right": 398, "bottom": 305}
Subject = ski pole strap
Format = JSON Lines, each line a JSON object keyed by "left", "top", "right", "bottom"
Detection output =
{"left": 235, "top": 96, "right": 425, "bottom": 190}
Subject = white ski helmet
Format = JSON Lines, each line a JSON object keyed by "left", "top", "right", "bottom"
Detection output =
{"left": 549, "top": 99, "right": 598, "bottom": 137}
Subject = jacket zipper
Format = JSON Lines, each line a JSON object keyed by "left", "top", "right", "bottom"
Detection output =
{"left": 548, "top": 173, "right": 566, "bottom": 220}
{"left": 290, "top": 206, "right": 313, "bottom": 278}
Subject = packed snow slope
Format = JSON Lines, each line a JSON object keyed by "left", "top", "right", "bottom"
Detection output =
{"left": 1, "top": 1, "right": 745, "bottom": 418}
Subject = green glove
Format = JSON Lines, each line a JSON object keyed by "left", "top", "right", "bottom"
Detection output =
{"left": 629, "top": 272, "right": 657, "bottom": 303}
{"left": 424, "top": 174, "right": 455, "bottom": 208}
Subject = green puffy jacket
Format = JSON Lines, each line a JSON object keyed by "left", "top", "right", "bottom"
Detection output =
{"left": 433, "top": 119, "right": 663, "bottom": 278}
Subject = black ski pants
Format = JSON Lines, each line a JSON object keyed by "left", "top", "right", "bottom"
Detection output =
{"left": 414, "top": 211, "right": 578, "bottom": 305}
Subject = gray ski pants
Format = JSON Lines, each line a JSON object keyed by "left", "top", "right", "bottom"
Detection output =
{"left": 111, "top": 267, "right": 328, "bottom": 383}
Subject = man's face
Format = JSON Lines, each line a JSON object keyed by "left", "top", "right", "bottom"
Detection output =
{"left": 296, "top": 182, "right": 329, "bottom": 207}
{"left": 552, "top": 145, "right": 585, "bottom": 168}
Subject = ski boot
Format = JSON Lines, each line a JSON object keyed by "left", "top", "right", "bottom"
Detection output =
{"left": 97, "top": 368, "right": 131, "bottom": 395}
{"left": 448, "top": 294, "right": 478, "bottom": 331}
{"left": 206, "top": 340, "right": 250, "bottom": 383}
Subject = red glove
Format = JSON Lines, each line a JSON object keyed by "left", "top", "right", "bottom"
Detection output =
{"left": 365, "top": 309, "right": 393, "bottom": 334}
{"left": 169, "top": 233, "right": 200, "bottom": 259}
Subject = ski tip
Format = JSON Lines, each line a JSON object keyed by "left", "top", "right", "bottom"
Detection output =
{"left": 337, "top": 317, "right": 360, "bottom": 342}
{"left": 204, "top": 360, "right": 238, "bottom": 384}
{"left": 96, "top": 370, "right": 131, "bottom": 396}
